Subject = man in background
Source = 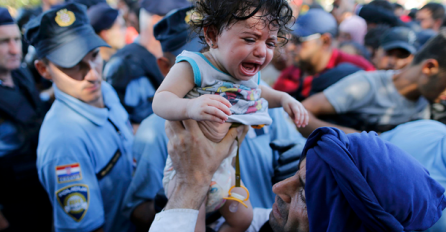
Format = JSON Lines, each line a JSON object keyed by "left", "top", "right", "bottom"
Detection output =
{"left": 104, "top": 0, "right": 190, "bottom": 131}
{"left": 0, "top": 7, "right": 51, "bottom": 232}
{"left": 273, "top": 9, "right": 374, "bottom": 101}
{"left": 87, "top": 3, "right": 127, "bottom": 62}
{"left": 371, "top": 27, "right": 417, "bottom": 70}
{"left": 417, "top": 3, "right": 445, "bottom": 32}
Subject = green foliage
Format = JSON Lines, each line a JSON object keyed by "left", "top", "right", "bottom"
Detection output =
{"left": 0, "top": 0, "right": 42, "bottom": 9}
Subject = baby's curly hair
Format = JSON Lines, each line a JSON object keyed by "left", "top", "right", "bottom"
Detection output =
{"left": 188, "top": 0, "right": 294, "bottom": 47}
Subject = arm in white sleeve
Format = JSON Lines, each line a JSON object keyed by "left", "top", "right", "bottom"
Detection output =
{"left": 149, "top": 209, "right": 199, "bottom": 232}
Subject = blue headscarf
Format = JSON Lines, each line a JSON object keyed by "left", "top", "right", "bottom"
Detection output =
{"left": 304, "top": 127, "right": 446, "bottom": 232}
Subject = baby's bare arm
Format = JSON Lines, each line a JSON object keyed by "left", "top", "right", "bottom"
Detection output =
{"left": 153, "top": 62, "right": 196, "bottom": 121}
{"left": 153, "top": 62, "right": 232, "bottom": 122}
{"left": 259, "top": 85, "right": 287, "bottom": 108}
{"left": 259, "top": 85, "right": 309, "bottom": 127}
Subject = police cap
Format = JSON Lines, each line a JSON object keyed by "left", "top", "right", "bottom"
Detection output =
{"left": 24, "top": 3, "right": 109, "bottom": 68}
{"left": 380, "top": 27, "right": 417, "bottom": 54}
{"left": 0, "top": 7, "right": 14, "bottom": 26}
{"left": 154, "top": 6, "right": 202, "bottom": 56}
{"left": 65, "top": 0, "right": 107, "bottom": 9}
{"left": 87, "top": 3, "right": 119, "bottom": 33}
{"left": 292, "top": 9, "right": 338, "bottom": 38}
{"left": 140, "top": 0, "right": 191, "bottom": 16}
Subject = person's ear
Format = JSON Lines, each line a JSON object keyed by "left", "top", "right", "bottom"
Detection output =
{"left": 157, "top": 56, "right": 172, "bottom": 77}
{"left": 321, "top": 33, "right": 332, "bottom": 47}
{"left": 421, "top": 59, "right": 440, "bottom": 77}
{"left": 99, "top": 30, "right": 108, "bottom": 43}
{"left": 434, "top": 19, "right": 443, "bottom": 30}
{"left": 203, "top": 26, "right": 218, "bottom": 48}
{"left": 34, "top": 60, "right": 52, "bottom": 81}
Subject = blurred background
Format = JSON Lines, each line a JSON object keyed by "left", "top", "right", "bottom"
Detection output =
{"left": 1, "top": 0, "right": 444, "bottom": 17}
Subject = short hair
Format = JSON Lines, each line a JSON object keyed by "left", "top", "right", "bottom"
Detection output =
{"left": 408, "top": 8, "right": 418, "bottom": 20}
{"left": 412, "top": 28, "right": 446, "bottom": 70}
{"left": 420, "top": 3, "right": 445, "bottom": 20}
{"left": 364, "top": 25, "right": 390, "bottom": 50}
{"left": 126, "top": 0, "right": 140, "bottom": 19}
{"left": 393, "top": 3, "right": 403, "bottom": 10}
{"left": 369, "top": 0, "right": 394, "bottom": 12}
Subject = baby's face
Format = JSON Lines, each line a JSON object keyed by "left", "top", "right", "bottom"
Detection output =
{"left": 212, "top": 11, "right": 278, "bottom": 82}
{"left": 198, "top": 121, "right": 233, "bottom": 143}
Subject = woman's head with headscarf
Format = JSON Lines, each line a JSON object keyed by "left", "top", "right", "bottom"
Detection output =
{"left": 270, "top": 127, "right": 446, "bottom": 232}
{"left": 339, "top": 15, "right": 367, "bottom": 45}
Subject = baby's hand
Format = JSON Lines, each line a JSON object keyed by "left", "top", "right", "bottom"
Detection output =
{"left": 281, "top": 95, "right": 309, "bottom": 128}
{"left": 186, "top": 94, "right": 232, "bottom": 123}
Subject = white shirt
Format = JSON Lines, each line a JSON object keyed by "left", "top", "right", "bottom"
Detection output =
{"left": 149, "top": 208, "right": 271, "bottom": 232}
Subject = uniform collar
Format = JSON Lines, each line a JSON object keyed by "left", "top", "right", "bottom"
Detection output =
{"left": 53, "top": 82, "right": 110, "bottom": 126}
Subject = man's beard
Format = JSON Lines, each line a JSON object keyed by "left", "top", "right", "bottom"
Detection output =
{"left": 269, "top": 197, "right": 289, "bottom": 232}
{"left": 296, "top": 60, "right": 316, "bottom": 75}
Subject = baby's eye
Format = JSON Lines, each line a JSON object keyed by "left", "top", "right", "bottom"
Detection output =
{"left": 267, "top": 42, "right": 276, "bottom": 48}
{"left": 244, "top": 38, "right": 255, "bottom": 43}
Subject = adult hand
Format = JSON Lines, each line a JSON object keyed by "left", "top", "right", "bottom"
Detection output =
{"left": 164, "top": 119, "right": 248, "bottom": 210}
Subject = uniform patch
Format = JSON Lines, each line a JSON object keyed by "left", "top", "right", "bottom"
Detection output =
{"left": 56, "top": 163, "right": 82, "bottom": 183}
{"left": 56, "top": 184, "right": 89, "bottom": 222}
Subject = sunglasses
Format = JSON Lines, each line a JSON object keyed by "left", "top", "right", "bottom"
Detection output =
{"left": 291, "top": 33, "right": 321, "bottom": 45}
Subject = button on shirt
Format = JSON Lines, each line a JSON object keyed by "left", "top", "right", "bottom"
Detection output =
{"left": 37, "top": 82, "right": 135, "bottom": 232}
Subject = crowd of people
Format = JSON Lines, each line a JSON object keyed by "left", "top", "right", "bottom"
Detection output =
{"left": 2, "top": 0, "right": 446, "bottom": 231}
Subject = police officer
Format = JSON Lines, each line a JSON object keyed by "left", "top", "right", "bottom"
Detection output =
{"left": 87, "top": 3, "right": 127, "bottom": 62}
{"left": 24, "top": 3, "right": 135, "bottom": 232}
{"left": 103, "top": 0, "right": 190, "bottom": 131}
{"left": 0, "top": 8, "right": 52, "bottom": 232}
{"left": 122, "top": 7, "right": 307, "bottom": 230}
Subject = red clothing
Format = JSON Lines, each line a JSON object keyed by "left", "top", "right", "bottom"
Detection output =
{"left": 125, "top": 26, "right": 139, "bottom": 44}
{"left": 400, "top": 15, "right": 411, "bottom": 23}
{"left": 273, "top": 49, "right": 375, "bottom": 99}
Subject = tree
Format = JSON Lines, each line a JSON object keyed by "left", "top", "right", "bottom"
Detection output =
{"left": 0, "top": 0, "right": 41, "bottom": 9}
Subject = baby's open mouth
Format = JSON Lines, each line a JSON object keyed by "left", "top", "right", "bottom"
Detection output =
{"left": 240, "top": 62, "right": 260, "bottom": 76}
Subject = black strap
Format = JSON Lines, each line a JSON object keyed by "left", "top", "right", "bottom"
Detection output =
{"left": 96, "top": 119, "right": 123, "bottom": 180}
{"left": 96, "top": 149, "right": 121, "bottom": 180}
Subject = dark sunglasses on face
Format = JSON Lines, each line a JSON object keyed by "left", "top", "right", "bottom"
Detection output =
{"left": 291, "top": 33, "right": 322, "bottom": 45}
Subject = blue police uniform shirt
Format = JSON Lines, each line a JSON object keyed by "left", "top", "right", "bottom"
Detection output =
{"left": 122, "top": 105, "right": 306, "bottom": 217}
{"left": 124, "top": 77, "right": 156, "bottom": 123}
{"left": 37, "top": 81, "right": 135, "bottom": 232}
{"left": 380, "top": 120, "right": 446, "bottom": 232}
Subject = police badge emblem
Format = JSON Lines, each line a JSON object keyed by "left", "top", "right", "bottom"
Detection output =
{"left": 55, "top": 9, "right": 76, "bottom": 27}
{"left": 56, "top": 184, "right": 89, "bottom": 222}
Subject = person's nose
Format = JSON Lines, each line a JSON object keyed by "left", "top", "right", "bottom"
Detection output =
{"left": 386, "top": 56, "right": 396, "bottom": 69}
{"left": 253, "top": 43, "right": 266, "bottom": 58}
{"left": 9, "top": 39, "right": 21, "bottom": 55}
{"left": 272, "top": 174, "right": 299, "bottom": 203}
{"left": 83, "top": 60, "right": 101, "bottom": 81}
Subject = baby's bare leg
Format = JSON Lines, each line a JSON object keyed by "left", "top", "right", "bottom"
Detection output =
{"left": 195, "top": 202, "right": 207, "bottom": 232}
{"left": 218, "top": 170, "right": 253, "bottom": 232}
